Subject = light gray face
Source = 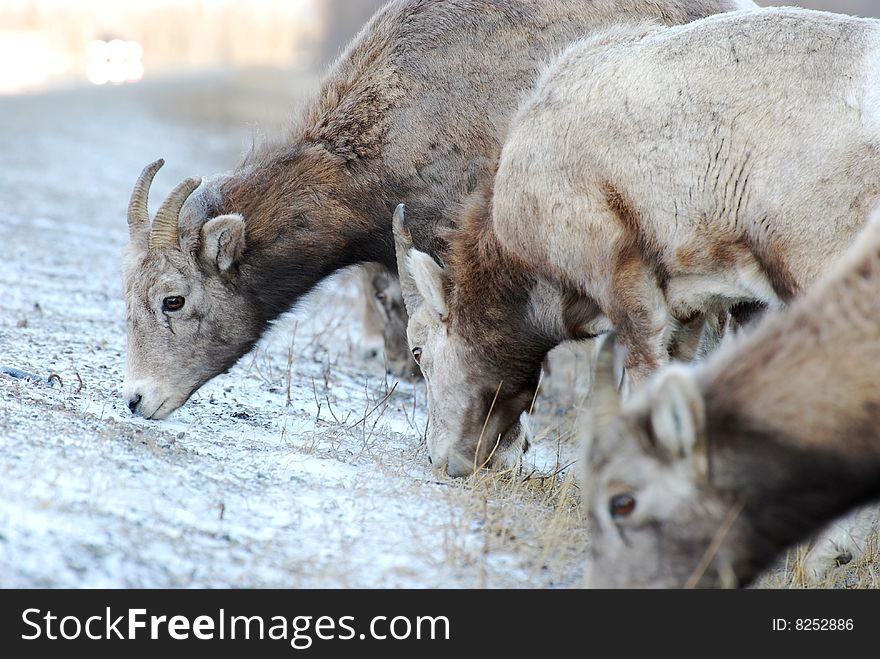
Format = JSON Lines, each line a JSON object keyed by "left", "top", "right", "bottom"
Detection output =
{"left": 583, "top": 338, "right": 738, "bottom": 588}
{"left": 584, "top": 419, "right": 730, "bottom": 588}
{"left": 406, "top": 298, "right": 533, "bottom": 476}
{"left": 392, "top": 206, "right": 529, "bottom": 476}
{"left": 122, "top": 160, "right": 257, "bottom": 419}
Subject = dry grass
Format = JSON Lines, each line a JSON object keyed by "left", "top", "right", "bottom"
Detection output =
{"left": 282, "top": 320, "right": 880, "bottom": 589}
{"left": 756, "top": 526, "right": 880, "bottom": 589}
{"left": 267, "top": 323, "right": 592, "bottom": 588}
{"left": 2, "top": 66, "right": 876, "bottom": 589}
{"left": 528, "top": 340, "right": 880, "bottom": 589}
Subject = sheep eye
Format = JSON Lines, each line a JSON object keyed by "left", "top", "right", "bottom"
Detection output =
{"left": 610, "top": 494, "right": 636, "bottom": 519}
{"left": 162, "top": 296, "right": 185, "bottom": 312}
{"left": 412, "top": 347, "right": 423, "bottom": 364}
{"left": 375, "top": 291, "right": 388, "bottom": 303}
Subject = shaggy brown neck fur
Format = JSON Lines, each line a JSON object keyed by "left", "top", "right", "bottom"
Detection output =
{"left": 208, "top": 0, "right": 747, "bottom": 332}
{"left": 445, "top": 178, "right": 559, "bottom": 387}
{"left": 219, "top": 139, "right": 400, "bottom": 324}
{"left": 213, "top": 13, "right": 407, "bottom": 325}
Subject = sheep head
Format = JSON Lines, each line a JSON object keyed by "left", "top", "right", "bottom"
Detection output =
{"left": 122, "top": 159, "right": 259, "bottom": 419}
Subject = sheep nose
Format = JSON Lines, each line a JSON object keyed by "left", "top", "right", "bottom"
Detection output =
{"left": 128, "top": 393, "right": 142, "bottom": 414}
{"left": 445, "top": 452, "right": 475, "bottom": 478}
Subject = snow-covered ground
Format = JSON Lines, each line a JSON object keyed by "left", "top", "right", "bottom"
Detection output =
{"left": 0, "top": 71, "right": 588, "bottom": 588}
{"left": 3, "top": 70, "right": 876, "bottom": 590}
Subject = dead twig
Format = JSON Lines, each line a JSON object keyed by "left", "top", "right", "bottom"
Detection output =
{"left": 349, "top": 381, "right": 397, "bottom": 431}
{"left": 685, "top": 500, "right": 745, "bottom": 589}
{"left": 473, "top": 380, "right": 503, "bottom": 473}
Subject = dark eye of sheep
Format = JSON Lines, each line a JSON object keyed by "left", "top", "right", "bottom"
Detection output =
{"left": 412, "top": 347, "right": 422, "bottom": 364}
{"left": 610, "top": 494, "right": 636, "bottom": 519}
{"left": 375, "top": 290, "right": 388, "bottom": 303}
{"left": 162, "top": 296, "right": 185, "bottom": 312}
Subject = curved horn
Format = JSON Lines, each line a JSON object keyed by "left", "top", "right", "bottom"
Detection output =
{"left": 392, "top": 204, "right": 420, "bottom": 309}
{"left": 591, "top": 332, "right": 622, "bottom": 431}
{"left": 127, "top": 159, "right": 164, "bottom": 242}
{"left": 149, "top": 176, "right": 202, "bottom": 250}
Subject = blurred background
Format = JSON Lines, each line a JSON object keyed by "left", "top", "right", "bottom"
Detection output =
{"left": 0, "top": 0, "right": 386, "bottom": 95}
{"left": 1, "top": 0, "right": 875, "bottom": 96}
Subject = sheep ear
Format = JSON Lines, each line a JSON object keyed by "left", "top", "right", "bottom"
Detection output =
{"left": 648, "top": 367, "right": 707, "bottom": 470}
{"left": 201, "top": 214, "right": 245, "bottom": 272}
{"left": 407, "top": 250, "right": 449, "bottom": 320}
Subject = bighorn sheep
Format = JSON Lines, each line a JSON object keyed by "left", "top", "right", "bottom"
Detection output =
{"left": 395, "top": 7, "right": 880, "bottom": 476}
{"left": 122, "top": 0, "right": 750, "bottom": 419}
{"left": 583, "top": 206, "right": 880, "bottom": 588}
{"left": 359, "top": 263, "right": 420, "bottom": 380}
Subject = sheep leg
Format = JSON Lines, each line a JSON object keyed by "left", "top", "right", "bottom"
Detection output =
{"left": 608, "top": 266, "right": 672, "bottom": 386}
{"left": 668, "top": 313, "right": 708, "bottom": 363}
{"left": 801, "top": 504, "right": 878, "bottom": 584}
{"left": 358, "top": 264, "right": 385, "bottom": 359}
{"left": 360, "top": 262, "right": 421, "bottom": 380}
{"left": 618, "top": 316, "right": 672, "bottom": 386}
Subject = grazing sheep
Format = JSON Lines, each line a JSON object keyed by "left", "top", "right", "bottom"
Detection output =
{"left": 360, "top": 262, "right": 420, "bottom": 381}
{"left": 121, "top": 0, "right": 750, "bottom": 419}
{"left": 395, "top": 7, "right": 880, "bottom": 475}
{"left": 583, "top": 208, "right": 880, "bottom": 588}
